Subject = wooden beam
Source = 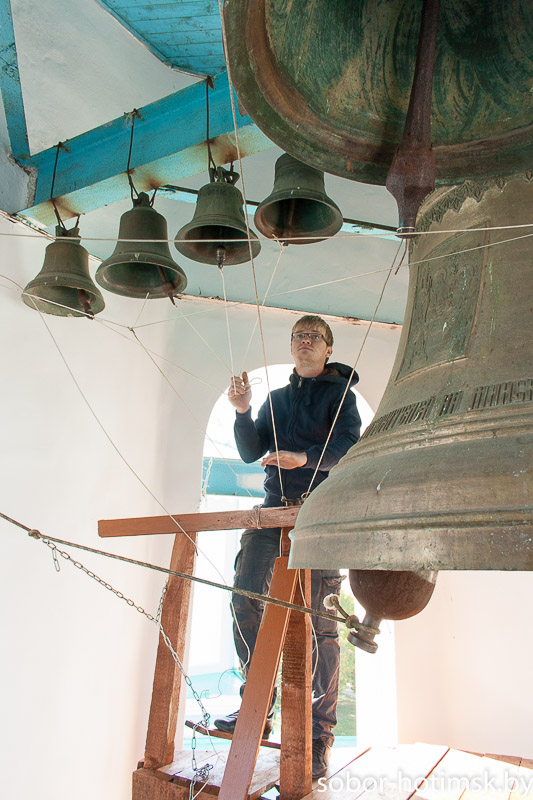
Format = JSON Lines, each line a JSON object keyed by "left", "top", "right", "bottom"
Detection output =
{"left": 280, "top": 556, "right": 312, "bottom": 799}
{"left": 143, "top": 531, "right": 197, "bottom": 770}
{"left": 0, "top": 0, "right": 30, "bottom": 160}
{"left": 98, "top": 506, "right": 300, "bottom": 538}
{"left": 218, "top": 555, "right": 299, "bottom": 800}
{"left": 17, "top": 71, "right": 272, "bottom": 227}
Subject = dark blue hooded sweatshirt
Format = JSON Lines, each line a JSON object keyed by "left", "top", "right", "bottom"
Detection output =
{"left": 234, "top": 362, "right": 361, "bottom": 506}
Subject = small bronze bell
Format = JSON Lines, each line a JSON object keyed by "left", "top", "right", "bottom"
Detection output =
{"left": 96, "top": 193, "right": 187, "bottom": 300}
{"left": 255, "top": 153, "right": 343, "bottom": 245}
{"left": 22, "top": 226, "right": 105, "bottom": 318}
{"left": 175, "top": 166, "right": 261, "bottom": 265}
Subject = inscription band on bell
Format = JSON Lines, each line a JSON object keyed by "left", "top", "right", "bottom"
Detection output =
{"left": 362, "top": 378, "right": 533, "bottom": 439}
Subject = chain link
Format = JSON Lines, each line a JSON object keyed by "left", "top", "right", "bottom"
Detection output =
{"left": 41, "top": 538, "right": 214, "bottom": 792}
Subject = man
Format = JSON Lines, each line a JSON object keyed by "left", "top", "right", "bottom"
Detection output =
{"left": 214, "top": 315, "right": 361, "bottom": 779}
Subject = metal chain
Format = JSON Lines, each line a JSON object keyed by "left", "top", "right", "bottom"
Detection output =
{"left": 156, "top": 582, "right": 167, "bottom": 624}
{"left": 40, "top": 537, "right": 214, "bottom": 791}
{"left": 2, "top": 511, "right": 378, "bottom": 632}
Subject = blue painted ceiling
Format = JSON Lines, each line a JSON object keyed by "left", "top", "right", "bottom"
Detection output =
{"left": 0, "top": 0, "right": 406, "bottom": 324}
{"left": 96, "top": 0, "right": 226, "bottom": 76}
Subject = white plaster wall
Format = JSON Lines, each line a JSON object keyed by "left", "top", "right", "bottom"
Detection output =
{"left": 0, "top": 214, "right": 402, "bottom": 800}
{"left": 395, "top": 571, "right": 533, "bottom": 758}
{"left": 0, "top": 216, "right": 202, "bottom": 800}
{"left": 12, "top": 0, "right": 198, "bottom": 154}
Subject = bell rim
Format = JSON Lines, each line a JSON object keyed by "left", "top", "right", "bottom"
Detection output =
{"left": 22, "top": 281, "right": 105, "bottom": 316}
{"left": 254, "top": 190, "right": 343, "bottom": 241}
{"left": 95, "top": 256, "right": 187, "bottom": 297}
{"left": 174, "top": 224, "right": 261, "bottom": 265}
{"left": 224, "top": 0, "right": 533, "bottom": 185}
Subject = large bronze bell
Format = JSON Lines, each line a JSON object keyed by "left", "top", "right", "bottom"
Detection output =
{"left": 22, "top": 225, "right": 105, "bottom": 318}
{"left": 289, "top": 173, "right": 533, "bottom": 646}
{"left": 223, "top": 0, "right": 533, "bottom": 187}
{"left": 96, "top": 193, "right": 187, "bottom": 300}
{"left": 254, "top": 153, "right": 343, "bottom": 245}
{"left": 175, "top": 167, "right": 261, "bottom": 265}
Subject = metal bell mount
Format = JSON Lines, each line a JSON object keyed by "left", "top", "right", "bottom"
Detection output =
{"left": 175, "top": 166, "right": 261, "bottom": 266}
{"left": 95, "top": 193, "right": 187, "bottom": 301}
{"left": 22, "top": 225, "right": 105, "bottom": 318}
{"left": 254, "top": 153, "right": 343, "bottom": 245}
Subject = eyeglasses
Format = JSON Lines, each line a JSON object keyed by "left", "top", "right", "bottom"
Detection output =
{"left": 291, "top": 331, "right": 327, "bottom": 343}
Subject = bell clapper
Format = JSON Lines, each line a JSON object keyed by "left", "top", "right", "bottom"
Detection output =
{"left": 155, "top": 265, "right": 177, "bottom": 306}
{"left": 216, "top": 245, "right": 226, "bottom": 270}
{"left": 77, "top": 289, "right": 94, "bottom": 319}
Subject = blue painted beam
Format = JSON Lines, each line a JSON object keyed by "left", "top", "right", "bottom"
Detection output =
{"left": 17, "top": 71, "right": 273, "bottom": 227}
{"left": 0, "top": 0, "right": 30, "bottom": 160}
{"left": 203, "top": 457, "right": 265, "bottom": 498}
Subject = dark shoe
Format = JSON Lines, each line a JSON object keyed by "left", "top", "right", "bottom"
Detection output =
{"left": 312, "top": 736, "right": 332, "bottom": 779}
{"left": 213, "top": 708, "right": 274, "bottom": 738}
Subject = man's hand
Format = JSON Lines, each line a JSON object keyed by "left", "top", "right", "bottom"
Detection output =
{"left": 261, "top": 450, "right": 308, "bottom": 470}
{"left": 228, "top": 371, "right": 251, "bottom": 413}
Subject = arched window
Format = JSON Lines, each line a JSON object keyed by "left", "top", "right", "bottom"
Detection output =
{"left": 184, "top": 364, "right": 395, "bottom": 751}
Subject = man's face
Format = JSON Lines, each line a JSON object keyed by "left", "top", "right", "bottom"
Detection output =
{"left": 290, "top": 324, "right": 333, "bottom": 374}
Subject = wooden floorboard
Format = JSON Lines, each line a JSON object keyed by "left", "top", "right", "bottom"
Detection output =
{"left": 509, "top": 759, "right": 533, "bottom": 800}
{"left": 304, "top": 743, "right": 448, "bottom": 799}
{"left": 134, "top": 744, "right": 533, "bottom": 800}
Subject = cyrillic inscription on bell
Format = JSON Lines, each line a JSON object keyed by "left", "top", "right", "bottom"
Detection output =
{"left": 289, "top": 174, "right": 533, "bottom": 575}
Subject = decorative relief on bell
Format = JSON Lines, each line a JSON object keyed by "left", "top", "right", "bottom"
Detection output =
{"left": 397, "top": 229, "right": 486, "bottom": 380}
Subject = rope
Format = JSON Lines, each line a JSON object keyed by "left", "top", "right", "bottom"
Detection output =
{"left": 129, "top": 328, "right": 255, "bottom": 499}
{"left": 11, "top": 511, "right": 216, "bottom": 790}
{"left": 24, "top": 294, "right": 258, "bottom": 596}
{"left": 0, "top": 511, "right": 378, "bottom": 634}
{"left": 239, "top": 240, "right": 287, "bottom": 374}
{"left": 304, "top": 240, "right": 407, "bottom": 497}
{"left": 4, "top": 223, "right": 533, "bottom": 243}
{"left": 130, "top": 230, "right": 533, "bottom": 332}
{"left": 169, "top": 293, "right": 233, "bottom": 375}
{"left": 217, "top": 0, "right": 287, "bottom": 502}
{"left": 219, "top": 265, "right": 237, "bottom": 380}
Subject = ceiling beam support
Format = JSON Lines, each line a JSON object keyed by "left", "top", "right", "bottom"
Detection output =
{"left": 0, "top": 0, "right": 30, "bottom": 160}
{"left": 16, "top": 71, "right": 273, "bottom": 227}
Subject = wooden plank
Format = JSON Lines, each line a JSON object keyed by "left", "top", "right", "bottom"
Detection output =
{"left": 171, "top": 748, "right": 280, "bottom": 800}
{"left": 411, "top": 749, "right": 489, "bottom": 800}
{"left": 509, "top": 761, "right": 533, "bottom": 800}
{"left": 461, "top": 755, "right": 521, "bottom": 800}
{"left": 133, "top": 766, "right": 215, "bottom": 800}
{"left": 159, "top": 749, "right": 216, "bottom": 777}
{"left": 218, "top": 556, "right": 299, "bottom": 800}
{"left": 184, "top": 719, "right": 281, "bottom": 750}
{"left": 99, "top": 506, "right": 300, "bottom": 538}
{"left": 308, "top": 743, "right": 448, "bottom": 800}
{"left": 485, "top": 754, "right": 523, "bottom": 766}
{"left": 280, "top": 556, "right": 312, "bottom": 800}
{"left": 143, "top": 532, "right": 197, "bottom": 770}
{"left": 325, "top": 745, "right": 372, "bottom": 781}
